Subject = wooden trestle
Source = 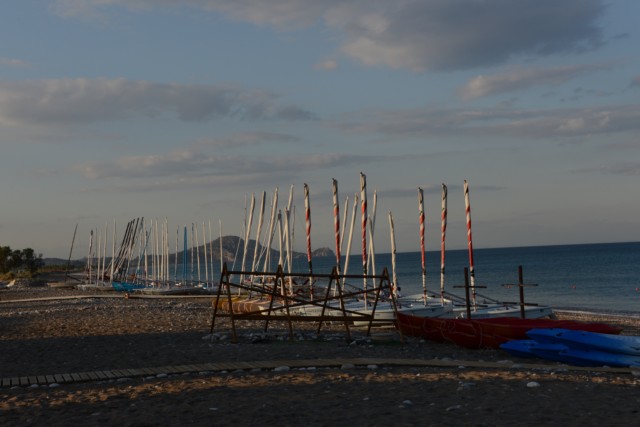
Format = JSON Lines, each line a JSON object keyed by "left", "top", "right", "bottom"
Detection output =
{"left": 209, "top": 264, "right": 398, "bottom": 343}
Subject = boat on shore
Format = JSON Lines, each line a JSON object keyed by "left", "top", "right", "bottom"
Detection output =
{"left": 395, "top": 310, "right": 622, "bottom": 349}
{"left": 500, "top": 328, "right": 640, "bottom": 367}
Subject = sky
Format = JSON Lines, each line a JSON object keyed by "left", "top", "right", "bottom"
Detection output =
{"left": 1, "top": 0, "right": 640, "bottom": 259}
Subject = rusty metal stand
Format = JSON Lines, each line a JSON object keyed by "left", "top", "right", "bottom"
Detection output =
{"left": 209, "top": 263, "right": 394, "bottom": 343}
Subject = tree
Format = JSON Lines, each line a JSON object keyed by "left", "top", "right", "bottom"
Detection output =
{"left": 0, "top": 246, "right": 44, "bottom": 275}
{"left": 0, "top": 246, "right": 11, "bottom": 274}
{"left": 22, "top": 248, "right": 44, "bottom": 274}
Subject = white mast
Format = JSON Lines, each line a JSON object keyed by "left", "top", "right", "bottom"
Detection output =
{"left": 283, "top": 207, "right": 293, "bottom": 292}
{"left": 343, "top": 193, "right": 358, "bottom": 278}
{"left": 175, "top": 225, "right": 179, "bottom": 282}
{"left": 340, "top": 196, "right": 349, "bottom": 263}
{"left": 388, "top": 211, "right": 398, "bottom": 299}
{"left": 251, "top": 191, "right": 266, "bottom": 278}
{"left": 368, "top": 190, "right": 378, "bottom": 277}
{"left": 262, "top": 188, "right": 278, "bottom": 273}
{"left": 219, "top": 219, "right": 223, "bottom": 272}
{"left": 240, "top": 193, "right": 255, "bottom": 284}
{"left": 285, "top": 185, "right": 294, "bottom": 274}
{"left": 110, "top": 220, "right": 116, "bottom": 284}
{"left": 203, "top": 222, "right": 209, "bottom": 283}
{"left": 195, "top": 222, "right": 201, "bottom": 283}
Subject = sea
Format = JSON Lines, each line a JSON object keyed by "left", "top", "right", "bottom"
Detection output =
{"left": 257, "top": 241, "right": 640, "bottom": 316}
{"left": 171, "top": 241, "right": 640, "bottom": 316}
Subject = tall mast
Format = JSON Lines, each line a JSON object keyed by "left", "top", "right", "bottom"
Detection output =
{"left": 65, "top": 224, "right": 78, "bottom": 283}
{"left": 95, "top": 227, "right": 101, "bottom": 286}
{"left": 419, "top": 187, "right": 427, "bottom": 305}
{"left": 240, "top": 193, "right": 255, "bottom": 284}
{"left": 388, "top": 211, "right": 398, "bottom": 299}
{"left": 251, "top": 191, "right": 266, "bottom": 278}
{"left": 262, "top": 188, "right": 278, "bottom": 273}
{"left": 208, "top": 220, "right": 213, "bottom": 287}
{"left": 360, "top": 172, "right": 368, "bottom": 302}
{"left": 464, "top": 180, "right": 476, "bottom": 308}
{"left": 304, "top": 183, "right": 313, "bottom": 298}
{"left": 110, "top": 220, "right": 116, "bottom": 284}
{"left": 203, "top": 222, "right": 209, "bottom": 283}
{"left": 340, "top": 195, "right": 349, "bottom": 259}
{"left": 175, "top": 225, "right": 179, "bottom": 282}
{"left": 343, "top": 193, "right": 358, "bottom": 278}
{"left": 332, "top": 179, "right": 341, "bottom": 274}
{"left": 87, "top": 229, "right": 93, "bottom": 283}
{"left": 285, "top": 185, "right": 294, "bottom": 274}
{"left": 182, "top": 225, "right": 188, "bottom": 283}
{"left": 368, "top": 190, "right": 377, "bottom": 277}
{"left": 283, "top": 207, "right": 293, "bottom": 291}
{"left": 195, "top": 222, "right": 201, "bottom": 283}
{"left": 218, "top": 220, "right": 223, "bottom": 272}
{"left": 440, "top": 183, "right": 447, "bottom": 304}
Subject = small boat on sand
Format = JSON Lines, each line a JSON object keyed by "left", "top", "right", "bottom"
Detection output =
{"left": 395, "top": 311, "right": 622, "bottom": 349}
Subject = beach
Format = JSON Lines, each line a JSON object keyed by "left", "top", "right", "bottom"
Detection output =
{"left": 1, "top": 278, "right": 639, "bottom": 426}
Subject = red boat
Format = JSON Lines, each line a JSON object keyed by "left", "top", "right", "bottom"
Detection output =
{"left": 395, "top": 311, "right": 622, "bottom": 349}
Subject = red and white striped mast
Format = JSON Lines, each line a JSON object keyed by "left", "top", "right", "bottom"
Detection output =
{"left": 418, "top": 187, "right": 427, "bottom": 305}
{"left": 440, "top": 183, "right": 447, "bottom": 304}
{"left": 332, "top": 178, "right": 341, "bottom": 275}
{"left": 304, "top": 183, "right": 314, "bottom": 299}
{"left": 463, "top": 180, "right": 477, "bottom": 308}
{"left": 360, "top": 172, "right": 368, "bottom": 303}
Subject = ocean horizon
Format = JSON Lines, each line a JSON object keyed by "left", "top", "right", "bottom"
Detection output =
{"left": 128, "top": 240, "right": 640, "bottom": 316}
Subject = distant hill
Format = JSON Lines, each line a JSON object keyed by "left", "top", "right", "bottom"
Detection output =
{"left": 44, "top": 235, "right": 335, "bottom": 266}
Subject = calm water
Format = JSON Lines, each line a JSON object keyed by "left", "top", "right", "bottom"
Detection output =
{"left": 169, "top": 242, "right": 640, "bottom": 315}
{"left": 295, "top": 242, "right": 640, "bottom": 315}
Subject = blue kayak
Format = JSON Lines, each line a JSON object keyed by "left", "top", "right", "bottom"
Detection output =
{"left": 527, "top": 328, "right": 640, "bottom": 356}
{"left": 500, "top": 339, "right": 567, "bottom": 359}
{"left": 557, "top": 348, "right": 640, "bottom": 368}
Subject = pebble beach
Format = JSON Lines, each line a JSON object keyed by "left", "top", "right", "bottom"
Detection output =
{"left": 1, "top": 275, "right": 639, "bottom": 426}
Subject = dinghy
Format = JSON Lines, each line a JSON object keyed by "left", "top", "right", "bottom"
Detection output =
{"left": 526, "top": 328, "right": 640, "bottom": 356}
{"left": 395, "top": 311, "right": 622, "bottom": 349}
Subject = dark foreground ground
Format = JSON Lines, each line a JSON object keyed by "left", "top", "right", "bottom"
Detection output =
{"left": 1, "top": 283, "right": 639, "bottom": 426}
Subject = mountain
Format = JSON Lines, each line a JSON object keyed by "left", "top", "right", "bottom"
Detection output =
{"left": 46, "top": 235, "right": 335, "bottom": 267}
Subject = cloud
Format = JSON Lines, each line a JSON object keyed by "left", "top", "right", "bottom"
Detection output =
{"left": 460, "top": 63, "right": 614, "bottom": 100}
{"left": 575, "top": 162, "right": 640, "bottom": 176}
{"left": 336, "top": 104, "right": 640, "bottom": 140}
{"left": 315, "top": 59, "right": 338, "bottom": 71}
{"left": 73, "top": 150, "right": 215, "bottom": 179}
{"left": 50, "top": 0, "right": 608, "bottom": 71}
{"left": 0, "top": 78, "right": 313, "bottom": 127}
{"left": 197, "top": 131, "right": 302, "bottom": 148}
{"left": 0, "top": 57, "right": 30, "bottom": 68}
{"left": 339, "top": 0, "right": 606, "bottom": 71}
{"left": 73, "top": 150, "right": 384, "bottom": 180}
{"left": 631, "top": 76, "right": 640, "bottom": 87}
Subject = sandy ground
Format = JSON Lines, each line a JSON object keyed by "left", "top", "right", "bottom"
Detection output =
{"left": 1, "top": 279, "right": 639, "bottom": 426}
